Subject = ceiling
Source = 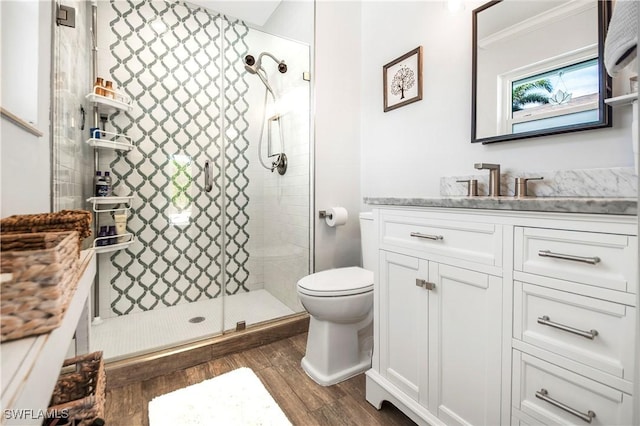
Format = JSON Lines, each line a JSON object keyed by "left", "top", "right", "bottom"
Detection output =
{"left": 186, "top": 0, "right": 282, "bottom": 27}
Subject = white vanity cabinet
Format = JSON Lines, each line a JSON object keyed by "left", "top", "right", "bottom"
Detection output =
{"left": 512, "top": 226, "right": 637, "bottom": 425}
{"left": 377, "top": 251, "right": 503, "bottom": 426}
{"left": 365, "top": 206, "right": 637, "bottom": 426}
{"left": 368, "top": 208, "right": 504, "bottom": 426}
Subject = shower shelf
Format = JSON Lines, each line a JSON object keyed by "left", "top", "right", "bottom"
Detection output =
{"left": 91, "top": 233, "right": 135, "bottom": 254}
{"left": 86, "top": 195, "right": 134, "bottom": 213}
{"left": 85, "top": 91, "right": 133, "bottom": 112}
{"left": 86, "top": 130, "right": 133, "bottom": 151}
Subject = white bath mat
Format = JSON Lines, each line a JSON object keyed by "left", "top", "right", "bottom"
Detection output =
{"left": 148, "top": 367, "right": 292, "bottom": 426}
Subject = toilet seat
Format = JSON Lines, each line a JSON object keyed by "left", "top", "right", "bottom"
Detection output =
{"left": 297, "top": 266, "right": 373, "bottom": 297}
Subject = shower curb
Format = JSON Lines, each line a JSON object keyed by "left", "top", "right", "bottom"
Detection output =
{"left": 105, "top": 313, "right": 310, "bottom": 389}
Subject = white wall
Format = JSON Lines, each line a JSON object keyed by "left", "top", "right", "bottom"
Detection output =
{"left": 0, "top": 1, "right": 52, "bottom": 218}
{"left": 1, "top": 1, "right": 39, "bottom": 124}
{"left": 263, "top": 0, "right": 314, "bottom": 45}
{"left": 360, "top": 1, "right": 634, "bottom": 200}
{"left": 314, "top": 1, "right": 362, "bottom": 271}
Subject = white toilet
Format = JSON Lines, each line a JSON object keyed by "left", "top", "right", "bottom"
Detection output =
{"left": 297, "top": 212, "right": 375, "bottom": 386}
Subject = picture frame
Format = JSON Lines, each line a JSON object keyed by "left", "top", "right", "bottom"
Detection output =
{"left": 383, "top": 46, "right": 423, "bottom": 112}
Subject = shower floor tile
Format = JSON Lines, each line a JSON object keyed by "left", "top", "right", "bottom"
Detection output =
{"left": 91, "top": 289, "right": 295, "bottom": 362}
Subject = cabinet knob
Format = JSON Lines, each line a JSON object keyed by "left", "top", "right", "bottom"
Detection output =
{"left": 415, "top": 279, "right": 435, "bottom": 290}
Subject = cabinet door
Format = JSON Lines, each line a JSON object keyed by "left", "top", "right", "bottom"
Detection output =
{"left": 379, "top": 250, "right": 429, "bottom": 405}
{"left": 429, "top": 263, "right": 502, "bottom": 426}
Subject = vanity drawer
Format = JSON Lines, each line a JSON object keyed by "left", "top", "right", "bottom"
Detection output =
{"left": 514, "top": 282, "right": 635, "bottom": 380}
{"left": 515, "top": 227, "right": 637, "bottom": 293}
{"left": 379, "top": 211, "right": 501, "bottom": 266}
{"left": 512, "top": 351, "right": 633, "bottom": 426}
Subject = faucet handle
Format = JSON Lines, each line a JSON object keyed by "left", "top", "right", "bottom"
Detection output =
{"left": 456, "top": 179, "right": 478, "bottom": 197}
{"left": 473, "top": 163, "right": 500, "bottom": 170}
{"left": 515, "top": 177, "right": 543, "bottom": 198}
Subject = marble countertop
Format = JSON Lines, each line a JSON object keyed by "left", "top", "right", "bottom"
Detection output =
{"left": 364, "top": 196, "right": 638, "bottom": 215}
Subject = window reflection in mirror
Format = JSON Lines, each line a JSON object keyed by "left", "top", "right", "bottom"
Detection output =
{"left": 511, "top": 58, "right": 600, "bottom": 133}
{"left": 472, "top": 0, "right": 612, "bottom": 144}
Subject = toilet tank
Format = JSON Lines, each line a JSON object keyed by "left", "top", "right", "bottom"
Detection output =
{"left": 359, "top": 212, "right": 376, "bottom": 271}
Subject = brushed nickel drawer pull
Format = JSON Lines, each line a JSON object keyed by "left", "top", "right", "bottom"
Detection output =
{"left": 538, "top": 250, "right": 600, "bottom": 265}
{"left": 410, "top": 232, "right": 443, "bottom": 241}
{"left": 535, "top": 389, "right": 596, "bottom": 423}
{"left": 537, "top": 316, "right": 598, "bottom": 340}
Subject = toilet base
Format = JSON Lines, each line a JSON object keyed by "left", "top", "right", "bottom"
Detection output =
{"left": 301, "top": 353, "right": 371, "bottom": 386}
{"left": 300, "top": 314, "right": 373, "bottom": 386}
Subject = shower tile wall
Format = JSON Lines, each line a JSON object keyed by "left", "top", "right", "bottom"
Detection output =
{"left": 95, "top": 0, "right": 259, "bottom": 317}
{"left": 53, "top": 0, "right": 93, "bottom": 214}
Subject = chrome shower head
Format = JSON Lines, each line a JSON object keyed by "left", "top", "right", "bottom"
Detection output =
{"left": 244, "top": 52, "right": 286, "bottom": 98}
{"left": 244, "top": 52, "right": 287, "bottom": 74}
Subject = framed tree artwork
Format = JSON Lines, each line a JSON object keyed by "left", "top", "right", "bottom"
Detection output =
{"left": 383, "top": 46, "right": 423, "bottom": 112}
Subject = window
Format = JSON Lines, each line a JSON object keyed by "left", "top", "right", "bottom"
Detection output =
{"left": 498, "top": 46, "right": 600, "bottom": 135}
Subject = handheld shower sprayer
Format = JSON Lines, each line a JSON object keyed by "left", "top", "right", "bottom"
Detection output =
{"left": 244, "top": 51, "right": 289, "bottom": 175}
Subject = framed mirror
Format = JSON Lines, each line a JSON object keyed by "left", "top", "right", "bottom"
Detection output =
{"left": 472, "top": 0, "right": 612, "bottom": 144}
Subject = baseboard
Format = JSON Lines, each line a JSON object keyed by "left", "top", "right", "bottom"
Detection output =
{"left": 106, "top": 313, "right": 310, "bottom": 389}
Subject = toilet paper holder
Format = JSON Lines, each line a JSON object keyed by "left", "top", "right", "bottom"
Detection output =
{"left": 318, "top": 210, "right": 333, "bottom": 219}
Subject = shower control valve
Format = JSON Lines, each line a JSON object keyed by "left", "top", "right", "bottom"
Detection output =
{"left": 271, "top": 153, "right": 288, "bottom": 175}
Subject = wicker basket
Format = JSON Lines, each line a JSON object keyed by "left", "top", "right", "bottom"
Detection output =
{"left": 0, "top": 231, "right": 79, "bottom": 342}
{"left": 0, "top": 210, "right": 92, "bottom": 254}
{"left": 48, "top": 351, "right": 106, "bottom": 426}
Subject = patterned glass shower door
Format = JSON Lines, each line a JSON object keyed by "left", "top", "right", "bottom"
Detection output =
{"left": 88, "top": 1, "right": 309, "bottom": 359}
{"left": 100, "top": 1, "right": 242, "bottom": 323}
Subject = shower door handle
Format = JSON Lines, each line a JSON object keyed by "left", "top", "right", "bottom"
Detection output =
{"left": 204, "top": 160, "right": 213, "bottom": 192}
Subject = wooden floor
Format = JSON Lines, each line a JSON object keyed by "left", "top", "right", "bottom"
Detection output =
{"left": 105, "top": 332, "right": 417, "bottom": 426}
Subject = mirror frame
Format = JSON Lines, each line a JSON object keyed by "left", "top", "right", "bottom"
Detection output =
{"left": 471, "top": 0, "right": 612, "bottom": 144}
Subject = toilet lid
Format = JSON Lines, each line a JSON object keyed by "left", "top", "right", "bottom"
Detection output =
{"left": 297, "top": 267, "right": 374, "bottom": 297}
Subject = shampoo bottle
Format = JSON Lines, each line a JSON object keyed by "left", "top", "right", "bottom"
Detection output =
{"left": 114, "top": 213, "right": 128, "bottom": 243}
{"left": 104, "top": 171, "right": 113, "bottom": 196}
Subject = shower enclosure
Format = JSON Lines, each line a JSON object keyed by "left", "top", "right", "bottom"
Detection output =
{"left": 53, "top": 0, "right": 312, "bottom": 362}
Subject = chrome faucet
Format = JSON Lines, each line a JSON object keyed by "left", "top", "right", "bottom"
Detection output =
{"left": 474, "top": 163, "right": 501, "bottom": 196}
